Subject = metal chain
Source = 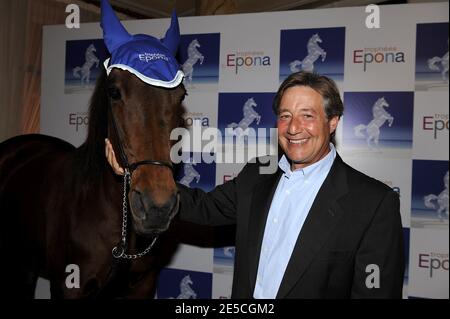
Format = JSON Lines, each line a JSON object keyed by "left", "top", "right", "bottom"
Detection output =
{"left": 112, "top": 168, "right": 158, "bottom": 259}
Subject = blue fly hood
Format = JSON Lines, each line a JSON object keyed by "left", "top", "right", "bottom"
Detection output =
{"left": 100, "top": 0, "right": 184, "bottom": 88}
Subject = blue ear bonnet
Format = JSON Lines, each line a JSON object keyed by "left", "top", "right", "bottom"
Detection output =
{"left": 101, "top": 0, "right": 184, "bottom": 88}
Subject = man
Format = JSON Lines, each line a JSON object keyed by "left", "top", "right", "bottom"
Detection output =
{"left": 106, "top": 71, "right": 405, "bottom": 298}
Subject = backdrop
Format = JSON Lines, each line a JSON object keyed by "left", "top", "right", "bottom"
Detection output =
{"left": 39, "top": 2, "right": 449, "bottom": 299}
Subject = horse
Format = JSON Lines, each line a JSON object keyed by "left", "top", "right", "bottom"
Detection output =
{"left": 179, "top": 163, "right": 200, "bottom": 187}
{"left": 290, "top": 33, "right": 327, "bottom": 73}
{"left": 73, "top": 43, "right": 100, "bottom": 86}
{"left": 227, "top": 97, "right": 261, "bottom": 138}
{"left": 354, "top": 97, "right": 394, "bottom": 150}
{"left": 428, "top": 50, "right": 449, "bottom": 81}
{"left": 182, "top": 39, "right": 204, "bottom": 86}
{"left": 0, "top": 66, "right": 186, "bottom": 298}
{"left": 424, "top": 171, "right": 449, "bottom": 221}
{"left": 172, "top": 275, "right": 197, "bottom": 299}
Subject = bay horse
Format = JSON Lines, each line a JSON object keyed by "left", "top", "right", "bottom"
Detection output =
{"left": 0, "top": 67, "right": 186, "bottom": 298}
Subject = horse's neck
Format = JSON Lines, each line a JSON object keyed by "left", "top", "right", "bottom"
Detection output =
{"left": 307, "top": 41, "right": 320, "bottom": 51}
{"left": 189, "top": 46, "right": 200, "bottom": 57}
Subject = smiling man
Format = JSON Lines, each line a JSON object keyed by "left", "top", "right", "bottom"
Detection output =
{"left": 106, "top": 71, "right": 405, "bottom": 298}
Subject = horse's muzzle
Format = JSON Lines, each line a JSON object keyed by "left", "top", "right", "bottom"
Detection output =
{"left": 129, "top": 190, "right": 179, "bottom": 237}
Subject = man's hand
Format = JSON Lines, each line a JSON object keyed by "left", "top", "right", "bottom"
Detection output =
{"left": 105, "top": 138, "right": 124, "bottom": 175}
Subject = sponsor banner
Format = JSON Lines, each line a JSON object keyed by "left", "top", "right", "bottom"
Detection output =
{"left": 403, "top": 228, "right": 411, "bottom": 299}
{"left": 212, "top": 273, "right": 234, "bottom": 299}
{"left": 213, "top": 246, "right": 235, "bottom": 275}
{"left": 217, "top": 14, "right": 280, "bottom": 92}
{"left": 413, "top": 92, "right": 449, "bottom": 161}
{"left": 165, "top": 243, "right": 213, "bottom": 274}
{"left": 415, "top": 22, "right": 449, "bottom": 91}
{"left": 279, "top": 27, "right": 345, "bottom": 83}
{"left": 408, "top": 228, "right": 449, "bottom": 299}
{"left": 176, "top": 92, "right": 218, "bottom": 153}
{"left": 217, "top": 92, "right": 276, "bottom": 144}
{"left": 64, "top": 39, "right": 108, "bottom": 94}
{"left": 344, "top": 4, "right": 417, "bottom": 91}
{"left": 341, "top": 156, "right": 412, "bottom": 227}
{"left": 411, "top": 160, "right": 449, "bottom": 230}
{"left": 175, "top": 152, "right": 216, "bottom": 191}
{"left": 216, "top": 162, "right": 247, "bottom": 186}
{"left": 156, "top": 268, "right": 212, "bottom": 299}
{"left": 341, "top": 91, "right": 414, "bottom": 158}
{"left": 178, "top": 33, "right": 220, "bottom": 91}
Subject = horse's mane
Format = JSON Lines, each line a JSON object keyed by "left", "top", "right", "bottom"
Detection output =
{"left": 74, "top": 70, "right": 109, "bottom": 182}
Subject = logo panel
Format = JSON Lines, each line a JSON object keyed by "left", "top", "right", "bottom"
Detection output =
{"left": 279, "top": 27, "right": 345, "bottom": 83}
{"left": 64, "top": 39, "right": 108, "bottom": 94}
{"left": 342, "top": 92, "right": 413, "bottom": 157}
{"left": 411, "top": 160, "right": 449, "bottom": 229}
{"left": 415, "top": 23, "right": 449, "bottom": 91}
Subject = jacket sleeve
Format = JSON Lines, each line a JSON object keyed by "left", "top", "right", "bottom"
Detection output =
{"left": 176, "top": 163, "right": 251, "bottom": 226}
{"left": 351, "top": 190, "right": 405, "bottom": 298}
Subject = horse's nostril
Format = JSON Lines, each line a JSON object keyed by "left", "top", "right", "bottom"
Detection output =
{"left": 131, "top": 190, "right": 179, "bottom": 218}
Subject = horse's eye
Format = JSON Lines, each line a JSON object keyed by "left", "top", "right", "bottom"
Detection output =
{"left": 107, "top": 87, "right": 122, "bottom": 100}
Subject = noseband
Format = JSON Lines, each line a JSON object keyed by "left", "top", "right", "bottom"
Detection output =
{"left": 108, "top": 99, "right": 173, "bottom": 259}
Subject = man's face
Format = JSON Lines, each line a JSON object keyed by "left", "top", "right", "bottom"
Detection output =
{"left": 277, "top": 85, "right": 339, "bottom": 171}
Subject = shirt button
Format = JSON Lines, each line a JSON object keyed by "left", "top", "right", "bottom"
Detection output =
{"left": 286, "top": 190, "right": 290, "bottom": 194}
{"left": 273, "top": 218, "right": 278, "bottom": 223}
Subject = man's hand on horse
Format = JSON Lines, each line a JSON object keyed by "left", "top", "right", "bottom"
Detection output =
{"left": 105, "top": 139, "right": 125, "bottom": 175}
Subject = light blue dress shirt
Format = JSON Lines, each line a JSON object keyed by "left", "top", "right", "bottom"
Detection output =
{"left": 253, "top": 143, "right": 336, "bottom": 299}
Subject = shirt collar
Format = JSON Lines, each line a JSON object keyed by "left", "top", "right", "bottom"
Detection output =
{"left": 278, "top": 143, "right": 336, "bottom": 178}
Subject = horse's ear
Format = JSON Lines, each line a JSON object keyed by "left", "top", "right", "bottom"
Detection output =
{"left": 101, "top": 0, "right": 132, "bottom": 53}
{"left": 161, "top": 10, "right": 181, "bottom": 56}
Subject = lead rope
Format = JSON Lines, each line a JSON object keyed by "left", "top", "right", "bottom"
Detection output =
{"left": 112, "top": 168, "right": 158, "bottom": 259}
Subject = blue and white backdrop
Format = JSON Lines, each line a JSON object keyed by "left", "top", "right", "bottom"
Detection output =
{"left": 40, "top": 2, "right": 449, "bottom": 299}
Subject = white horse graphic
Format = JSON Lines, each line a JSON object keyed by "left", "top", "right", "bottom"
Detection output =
{"left": 424, "top": 171, "right": 449, "bottom": 221}
{"left": 227, "top": 98, "right": 261, "bottom": 138}
{"left": 427, "top": 40, "right": 449, "bottom": 81}
{"left": 290, "top": 33, "right": 327, "bottom": 73}
{"left": 223, "top": 247, "right": 235, "bottom": 258}
{"left": 182, "top": 39, "right": 204, "bottom": 86}
{"left": 72, "top": 44, "right": 99, "bottom": 86}
{"left": 170, "top": 275, "right": 197, "bottom": 299}
{"left": 354, "top": 97, "right": 394, "bottom": 150}
{"left": 179, "top": 162, "right": 200, "bottom": 187}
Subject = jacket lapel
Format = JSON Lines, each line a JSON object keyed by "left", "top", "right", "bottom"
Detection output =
{"left": 276, "top": 155, "right": 349, "bottom": 298}
{"left": 247, "top": 168, "right": 283, "bottom": 293}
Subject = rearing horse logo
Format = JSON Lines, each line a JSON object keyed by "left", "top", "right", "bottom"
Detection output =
{"left": 290, "top": 33, "right": 327, "bottom": 73}
{"left": 171, "top": 275, "right": 197, "bottom": 299}
{"left": 354, "top": 97, "right": 394, "bottom": 150}
{"left": 427, "top": 39, "right": 449, "bottom": 82}
{"left": 227, "top": 98, "right": 261, "bottom": 138}
{"left": 179, "top": 162, "right": 200, "bottom": 187}
{"left": 424, "top": 171, "right": 449, "bottom": 221}
{"left": 182, "top": 39, "right": 204, "bottom": 86}
{"left": 72, "top": 44, "right": 99, "bottom": 86}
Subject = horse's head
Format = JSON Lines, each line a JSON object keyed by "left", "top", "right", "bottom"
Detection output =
{"left": 378, "top": 97, "right": 389, "bottom": 108}
{"left": 248, "top": 97, "right": 257, "bottom": 108}
{"left": 87, "top": 44, "right": 96, "bottom": 53}
{"left": 312, "top": 33, "right": 322, "bottom": 43}
{"left": 191, "top": 39, "right": 200, "bottom": 48}
{"left": 101, "top": 0, "right": 185, "bottom": 236}
{"left": 428, "top": 57, "right": 441, "bottom": 71}
{"left": 107, "top": 69, "right": 186, "bottom": 237}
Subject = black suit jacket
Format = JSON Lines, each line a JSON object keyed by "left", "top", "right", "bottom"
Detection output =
{"left": 178, "top": 154, "right": 404, "bottom": 298}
